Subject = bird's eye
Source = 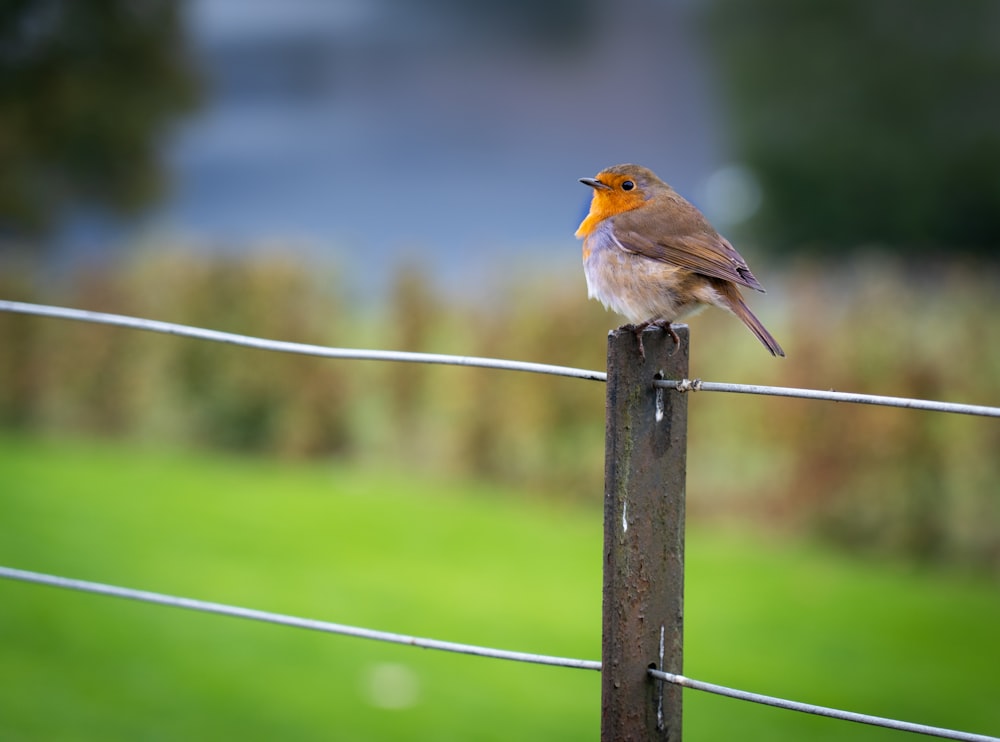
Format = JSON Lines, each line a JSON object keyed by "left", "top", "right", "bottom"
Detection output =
{"left": 621, "top": 180, "right": 635, "bottom": 191}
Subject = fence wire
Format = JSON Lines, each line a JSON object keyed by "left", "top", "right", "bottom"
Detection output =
{"left": 656, "top": 378, "right": 1000, "bottom": 418}
{"left": 2, "top": 298, "right": 999, "bottom": 741}
{"left": 2, "top": 565, "right": 994, "bottom": 741}
{"left": 649, "top": 669, "right": 1000, "bottom": 742}
{"left": 2, "top": 299, "right": 998, "bottom": 417}
{"left": 0, "top": 566, "right": 601, "bottom": 671}
{"left": 0, "top": 300, "right": 606, "bottom": 382}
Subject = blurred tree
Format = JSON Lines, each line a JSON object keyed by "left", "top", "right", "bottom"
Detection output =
{"left": 704, "top": 0, "right": 1000, "bottom": 255}
{"left": 0, "top": 0, "right": 199, "bottom": 240}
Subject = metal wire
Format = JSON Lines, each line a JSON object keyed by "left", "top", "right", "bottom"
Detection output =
{"left": 656, "top": 377, "right": 1000, "bottom": 418}
{"left": 0, "top": 566, "right": 601, "bottom": 671}
{"left": 0, "top": 300, "right": 608, "bottom": 382}
{"left": 3, "top": 299, "right": 999, "bottom": 417}
{"left": 3, "top": 563, "right": 994, "bottom": 740}
{"left": 0, "top": 299, "right": 1000, "bottom": 417}
{"left": 3, "top": 300, "right": 999, "bottom": 737}
{"left": 649, "top": 669, "right": 1000, "bottom": 742}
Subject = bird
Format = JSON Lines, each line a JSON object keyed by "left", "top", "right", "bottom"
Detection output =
{"left": 575, "top": 163, "right": 785, "bottom": 358}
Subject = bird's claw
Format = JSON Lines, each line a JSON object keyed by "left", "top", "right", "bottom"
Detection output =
{"left": 657, "top": 321, "right": 681, "bottom": 351}
{"left": 623, "top": 322, "right": 649, "bottom": 359}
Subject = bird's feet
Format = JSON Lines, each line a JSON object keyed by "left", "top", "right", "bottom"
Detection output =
{"left": 622, "top": 321, "right": 679, "bottom": 360}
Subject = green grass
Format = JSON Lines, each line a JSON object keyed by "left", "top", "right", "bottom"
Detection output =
{"left": 1, "top": 436, "right": 998, "bottom": 741}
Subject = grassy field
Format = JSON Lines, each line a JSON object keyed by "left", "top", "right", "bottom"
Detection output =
{"left": 1, "top": 435, "right": 998, "bottom": 741}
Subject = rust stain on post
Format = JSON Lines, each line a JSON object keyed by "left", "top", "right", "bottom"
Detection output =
{"left": 602, "top": 325, "right": 689, "bottom": 742}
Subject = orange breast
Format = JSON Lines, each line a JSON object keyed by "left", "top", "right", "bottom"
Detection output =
{"left": 575, "top": 190, "right": 647, "bottom": 238}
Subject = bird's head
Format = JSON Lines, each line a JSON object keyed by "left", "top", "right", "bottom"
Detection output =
{"left": 575, "top": 164, "right": 670, "bottom": 237}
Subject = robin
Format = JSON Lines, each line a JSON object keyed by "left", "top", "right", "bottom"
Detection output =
{"left": 576, "top": 163, "right": 784, "bottom": 358}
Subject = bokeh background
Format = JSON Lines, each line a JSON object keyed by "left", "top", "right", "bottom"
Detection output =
{"left": 2, "top": 1, "right": 999, "bottom": 740}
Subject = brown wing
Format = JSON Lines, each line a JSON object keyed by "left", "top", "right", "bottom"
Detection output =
{"left": 611, "top": 194, "right": 766, "bottom": 292}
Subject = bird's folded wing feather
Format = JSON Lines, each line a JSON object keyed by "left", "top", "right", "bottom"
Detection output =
{"left": 612, "top": 205, "right": 766, "bottom": 292}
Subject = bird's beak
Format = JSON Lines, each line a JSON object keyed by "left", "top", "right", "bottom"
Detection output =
{"left": 579, "top": 177, "right": 611, "bottom": 190}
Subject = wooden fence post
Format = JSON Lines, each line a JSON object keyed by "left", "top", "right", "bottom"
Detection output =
{"left": 602, "top": 325, "right": 689, "bottom": 741}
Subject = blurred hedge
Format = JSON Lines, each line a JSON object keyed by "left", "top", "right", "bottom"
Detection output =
{"left": 1, "top": 248, "right": 998, "bottom": 571}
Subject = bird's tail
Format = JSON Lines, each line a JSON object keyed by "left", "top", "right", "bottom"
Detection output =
{"left": 718, "top": 283, "right": 785, "bottom": 357}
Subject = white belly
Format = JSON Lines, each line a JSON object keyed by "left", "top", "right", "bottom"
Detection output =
{"left": 582, "top": 222, "right": 715, "bottom": 324}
